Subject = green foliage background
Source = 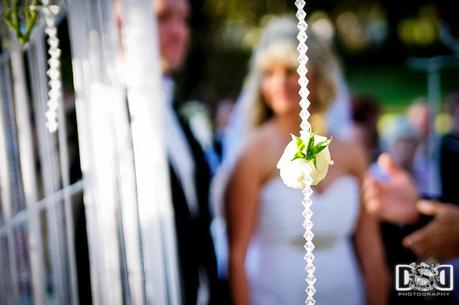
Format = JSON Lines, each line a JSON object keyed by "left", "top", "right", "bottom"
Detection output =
{"left": 176, "top": 0, "right": 459, "bottom": 114}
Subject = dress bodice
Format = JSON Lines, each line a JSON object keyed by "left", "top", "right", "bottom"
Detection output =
{"left": 255, "top": 176, "right": 361, "bottom": 247}
{"left": 247, "top": 175, "right": 364, "bottom": 305}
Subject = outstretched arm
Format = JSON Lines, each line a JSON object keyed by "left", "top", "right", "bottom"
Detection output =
{"left": 226, "top": 147, "right": 263, "bottom": 305}
{"left": 354, "top": 210, "right": 390, "bottom": 305}
{"left": 363, "top": 153, "right": 420, "bottom": 224}
{"left": 351, "top": 145, "right": 390, "bottom": 305}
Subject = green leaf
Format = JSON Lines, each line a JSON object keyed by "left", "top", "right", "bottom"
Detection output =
{"left": 289, "top": 132, "right": 332, "bottom": 166}
{"left": 291, "top": 151, "right": 305, "bottom": 162}
{"left": 312, "top": 143, "right": 328, "bottom": 155}
{"left": 289, "top": 134, "right": 308, "bottom": 161}
{"left": 312, "top": 157, "right": 318, "bottom": 170}
{"left": 312, "top": 138, "right": 332, "bottom": 154}
{"left": 306, "top": 133, "right": 315, "bottom": 158}
{"left": 293, "top": 134, "right": 305, "bottom": 152}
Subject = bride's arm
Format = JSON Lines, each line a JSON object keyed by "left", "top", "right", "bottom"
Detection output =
{"left": 355, "top": 209, "right": 390, "bottom": 305}
{"left": 226, "top": 146, "right": 263, "bottom": 305}
{"left": 351, "top": 145, "right": 390, "bottom": 305}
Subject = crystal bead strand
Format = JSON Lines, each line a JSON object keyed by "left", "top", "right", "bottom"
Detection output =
{"left": 295, "top": 1, "right": 316, "bottom": 304}
{"left": 41, "top": 1, "right": 62, "bottom": 133}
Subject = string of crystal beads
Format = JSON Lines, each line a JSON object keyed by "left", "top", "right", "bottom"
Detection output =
{"left": 295, "top": 0, "right": 316, "bottom": 304}
{"left": 42, "top": 2, "right": 62, "bottom": 133}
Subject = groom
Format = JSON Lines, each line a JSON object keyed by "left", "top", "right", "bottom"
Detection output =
{"left": 153, "top": 0, "right": 222, "bottom": 304}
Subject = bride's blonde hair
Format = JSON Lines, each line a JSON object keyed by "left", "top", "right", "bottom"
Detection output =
{"left": 243, "top": 16, "right": 339, "bottom": 128}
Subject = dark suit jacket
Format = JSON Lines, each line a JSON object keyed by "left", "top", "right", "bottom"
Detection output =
{"left": 168, "top": 102, "right": 221, "bottom": 305}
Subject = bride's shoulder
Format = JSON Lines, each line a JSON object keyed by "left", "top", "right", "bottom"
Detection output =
{"left": 331, "top": 137, "right": 364, "bottom": 154}
{"left": 236, "top": 123, "right": 281, "bottom": 166}
{"left": 230, "top": 131, "right": 273, "bottom": 182}
{"left": 246, "top": 122, "right": 280, "bottom": 150}
{"left": 330, "top": 137, "right": 368, "bottom": 174}
{"left": 331, "top": 137, "right": 356, "bottom": 151}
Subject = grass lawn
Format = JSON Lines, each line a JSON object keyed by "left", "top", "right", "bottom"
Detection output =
{"left": 345, "top": 64, "right": 459, "bottom": 113}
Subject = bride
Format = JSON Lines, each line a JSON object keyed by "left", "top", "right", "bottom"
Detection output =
{"left": 216, "top": 17, "right": 389, "bottom": 305}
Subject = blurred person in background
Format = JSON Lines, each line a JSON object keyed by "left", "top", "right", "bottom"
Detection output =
{"left": 407, "top": 101, "right": 441, "bottom": 197}
{"left": 154, "top": 0, "right": 224, "bottom": 304}
{"left": 219, "top": 16, "right": 389, "bottom": 305}
{"left": 364, "top": 95, "right": 459, "bottom": 305}
{"left": 440, "top": 92, "right": 459, "bottom": 205}
{"left": 349, "top": 94, "right": 382, "bottom": 162}
{"left": 214, "top": 99, "right": 235, "bottom": 161}
{"left": 407, "top": 100, "right": 431, "bottom": 140}
{"left": 380, "top": 116, "right": 419, "bottom": 173}
{"left": 369, "top": 116, "right": 421, "bottom": 304}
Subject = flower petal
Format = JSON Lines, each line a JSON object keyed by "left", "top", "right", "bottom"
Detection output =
{"left": 277, "top": 140, "right": 298, "bottom": 169}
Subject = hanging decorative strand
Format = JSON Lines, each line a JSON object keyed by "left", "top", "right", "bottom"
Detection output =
{"left": 278, "top": 2, "right": 334, "bottom": 305}
{"left": 295, "top": 1, "right": 316, "bottom": 304}
{"left": 269, "top": 3, "right": 335, "bottom": 303}
{"left": 33, "top": 1, "right": 62, "bottom": 133}
{"left": 2, "top": 0, "right": 61, "bottom": 133}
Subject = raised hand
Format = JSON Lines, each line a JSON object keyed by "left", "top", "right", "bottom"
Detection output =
{"left": 363, "top": 153, "right": 420, "bottom": 224}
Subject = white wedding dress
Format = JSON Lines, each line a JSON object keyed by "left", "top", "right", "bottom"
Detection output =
{"left": 246, "top": 175, "right": 365, "bottom": 305}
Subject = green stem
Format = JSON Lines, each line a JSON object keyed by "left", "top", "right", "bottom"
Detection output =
{"left": 12, "top": 0, "right": 20, "bottom": 37}
{"left": 21, "top": 0, "right": 38, "bottom": 45}
{"left": 20, "top": 15, "right": 37, "bottom": 44}
{"left": 2, "top": 0, "right": 40, "bottom": 45}
{"left": 3, "top": 14, "right": 15, "bottom": 30}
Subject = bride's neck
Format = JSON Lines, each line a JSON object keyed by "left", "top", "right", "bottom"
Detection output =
{"left": 274, "top": 111, "right": 328, "bottom": 136}
{"left": 275, "top": 112, "right": 302, "bottom": 135}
